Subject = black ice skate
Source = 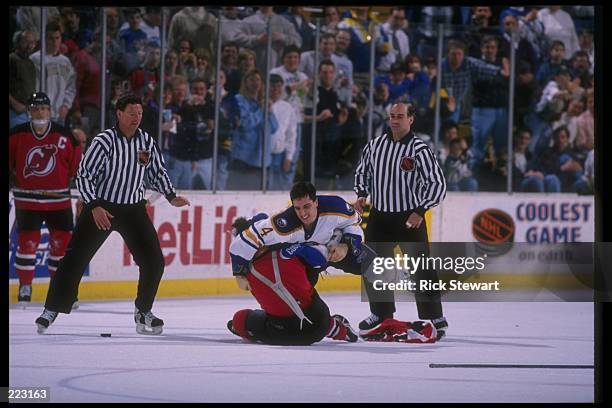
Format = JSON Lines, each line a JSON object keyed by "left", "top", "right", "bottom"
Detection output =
{"left": 358, "top": 313, "right": 387, "bottom": 336}
{"left": 431, "top": 316, "right": 448, "bottom": 340}
{"left": 18, "top": 284, "right": 32, "bottom": 307}
{"left": 35, "top": 309, "right": 58, "bottom": 334}
{"left": 134, "top": 309, "right": 164, "bottom": 335}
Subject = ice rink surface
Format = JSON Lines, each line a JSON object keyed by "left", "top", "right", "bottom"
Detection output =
{"left": 9, "top": 294, "right": 594, "bottom": 403}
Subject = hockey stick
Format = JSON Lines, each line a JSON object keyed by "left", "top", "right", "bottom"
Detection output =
{"left": 10, "top": 188, "right": 81, "bottom": 199}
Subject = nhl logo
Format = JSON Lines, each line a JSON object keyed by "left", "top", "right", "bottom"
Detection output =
{"left": 276, "top": 218, "right": 287, "bottom": 228}
{"left": 137, "top": 149, "right": 151, "bottom": 166}
{"left": 400, "top": 156, "right": 416, "bottom": 172}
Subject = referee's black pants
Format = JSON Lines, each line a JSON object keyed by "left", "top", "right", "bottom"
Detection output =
{"left": 45, "top": 200, "right": 165, "bottom": 314}
{"left": 363, "top": 207, "right": 443, "bottom": 320}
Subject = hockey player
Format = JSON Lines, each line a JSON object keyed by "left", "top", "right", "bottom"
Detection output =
{"left": 229, "top": 181, "right": 367, "bottom": 280}
{"left": 228, "top": 216, "right": 358, "bottom": 345}
{"left": 9, "top": 92, "right": 82, "bottom": 306}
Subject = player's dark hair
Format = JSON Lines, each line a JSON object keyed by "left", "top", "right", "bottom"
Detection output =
{"left": 231, "top": 217, "right": 251, "bottom": 237}
{"left": 115, "top": 93, "right": 142, "bottom": 111}
{"left": 290, "top": 182, "right": 317, "bottom": 202}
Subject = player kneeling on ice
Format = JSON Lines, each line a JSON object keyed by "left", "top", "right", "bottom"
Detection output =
{"left": 227, "top": 217, "right": 358, "bottom": 345}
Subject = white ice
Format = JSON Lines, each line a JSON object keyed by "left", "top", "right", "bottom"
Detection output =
{"left": 9, "top": 294, "right": 594, "bottom": 403}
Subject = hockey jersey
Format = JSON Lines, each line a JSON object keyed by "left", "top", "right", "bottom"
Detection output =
{"left": 9, "top": 122, "right": 82, "bottom": 211}
{"left": 229, "top": 195, "right": 363, "bottom": 273}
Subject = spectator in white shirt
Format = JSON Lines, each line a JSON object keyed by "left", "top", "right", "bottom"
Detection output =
{"left": 537, "top": 6, "right": 580, "bottom": 57}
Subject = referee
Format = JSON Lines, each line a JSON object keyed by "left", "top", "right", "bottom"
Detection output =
{"left": 354, "top": 102, "right": 448, "bottom": 340}
{"left": 35, "top": 93, "right": 190, "bottom": 335}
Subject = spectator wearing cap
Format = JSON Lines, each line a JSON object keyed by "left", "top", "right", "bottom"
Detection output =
{"left": 119, "top": 8, "right": 147, "bottom": 54}
{"left": 119, "top": 7, "right": 160, "bottom": 45}
{"left": 536, "top": 40, "right": 568, "bottom": 86}
{"left": 9, "top": 30, "right": 37, "bottom": 129}
{"left": 268, "top": 74, "right": 298, "bottom": 190}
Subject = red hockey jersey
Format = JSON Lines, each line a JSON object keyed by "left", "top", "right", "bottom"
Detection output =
{"left": 246, "top": 250, "right": 315, "bottom": 318}
{"left": 9, "top": 122, "right": 82, "bottom": 211}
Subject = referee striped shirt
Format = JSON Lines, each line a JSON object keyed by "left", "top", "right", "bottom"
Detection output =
{"left": 76, "top": 127, "right": 176, "bottom": 205}
{"left": 354, "top": 131, "right": 446, "bottom": 214}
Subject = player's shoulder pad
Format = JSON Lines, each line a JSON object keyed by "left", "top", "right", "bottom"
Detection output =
{"left": 317, "top": 195, "right": 356, "bottom": 217}
{"left": 9, "top": 122, "right": 31, "bottom": 137}
{"left": 271, "top": 206, "right": 302, "bottom": 235}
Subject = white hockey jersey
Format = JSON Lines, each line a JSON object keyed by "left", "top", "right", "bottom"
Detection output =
{"left": 230, "top": 195, "right": 363, "bottom": 265}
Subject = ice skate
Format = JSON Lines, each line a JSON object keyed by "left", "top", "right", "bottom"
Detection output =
{"left": 134, "top": 309, "right": 164, "bottom": 335}
{"left": 35, "top": 309, "right": 58, "bottom": 334}
{"left": 328, "top": 314, "right": 359, "bottom": 342}
{"left": 18, "top": 284, "right": 32, "bottom": 308}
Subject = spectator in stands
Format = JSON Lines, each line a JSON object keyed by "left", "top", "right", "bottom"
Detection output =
{"left": 129, "top": 40, "right": 161, "bottom": 104}
{"left": 105, "top": 7, "right": 121, "bottom": 40}
{"left": 437, "top": 121, "right": 459, "bottom": 165}
{"left": 333, "top": 28, "right": 354, "bottom": 105}
{"left": 553, "top": 125, "right": 585, "bottom": 192}
{"left": 228, "top": 69, "right": 279, "bottom": 189}
{"left": 532, "top": 125, "right": 573, "bottom": 193}
{"left": 578, "top": 29, "right": 594, "bottom": 75}
{"left": 30, "top": 21, "right": 76, "bottom": 126}
{"left": 9, "top": 30, "right": 37, "bottom": 129}
{"left": 536, "top": 40, "right": 568, "bottom": 86}
{"left": 514, "top": 61, "right": 541, "bottom": 131}
{"left": 498, "top": 11, "right": 538, "bottom": 72}
{"left": 177, "top": 39, "right": 197, "bottom": 82}
{"left": 576, "top": 88, "right": 594, "bottom": 151}
{"left": 376, "top": 7, "right": 411, "bottom": 74}
{"left": 164, "top": 50, "right": 181, "bottom": 79}
{"left": 141, "top": 82, "right": 175, "bottom": 162}
{"left": 182, "top": 77, "right": 216, "bottom": 190}
{"left": 59, "top": 7, "right": 92, "bottom": 50}
{"left": 469, "top": 35, "right": 510, "bottom": 171}
{"left": 219, "top": 7, "right": 245, "bottom": 45}
{"left": 322, "top": 7, "right": 341, "bottom": 35}
{"left": 337, "top": 7, "right": 378, "bottom": 85}
{"left": 268, "top": 74, "right": 298, "bottom": 190}
{"left": 270, "top": 45, "right": 310, "bottom": 186}
{"left": 553, "top": 97, "right": 584, "bottom": 145}
{"left": 444, "top": 138, "right": 478, "bottom": 191}
{"left": 215, "top": 68, "right": 240, "bottom": 190}
{"left": 16, "top": 7, "right": 59, "bottom": 38}
{"left": 570, "top": 50, "right": 592, "bottom": 90}
{"left": 220, "top": 42, "right": 240, "bottom": 95}
{"left": 237, "top": 48, "right": 257, "bottom": 91}
{"left": 404, "top": 54, "right": 431, "bottom": 109}
{"left": 166, "top": 75, "right": 194, "bottom": 189}
{"left": 511, "top": 129, "right": 554, "bottom": 192}
{"left": 440, "top": 39, "right": 509, "bottom": 124}
{"left": 283, "top": 6, "right": 315, "bottom": 52}
{"left": 300, "top": 33, "right": 338, "bottom": 80}
{"left": 538, "top": 6, "right": 579, "bottom": 58}
{"left": 237, "top": 6, "right": 302, "bottom": 74}
{"left": 415, "top": 6, "right": 457, "bottom": 60}
{"left": 119, "top": 8, "right": 147, "bottom": 54}
{"left": 303, "top": 60, "right": 348, "bottom": 179}
{"left": 375, "top": 62, "right": 410, "bottom": 104}
{"left": 371, "top": 82, "right": 391, "bottom": 137}
{"left": 168, "top": 7, "right": 218, "bottom": 62}
{"left": 576, "top": 149, "right": 593, "bottom": 195}
{"left": 119, "top": 6, "right": 160, "bottom": 45}
{"left": 463, "top": 6, "right": 498, "bottom": 58}
{"left": 192, "top": 48, "right": 214, "bottom": 85}
{"left": 70, "top": 29, "right": 102, "bottom": 136}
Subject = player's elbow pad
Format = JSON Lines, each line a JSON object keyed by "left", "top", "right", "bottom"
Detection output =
{"left": 230, "top": 253, "right": 250, "bottom": 276}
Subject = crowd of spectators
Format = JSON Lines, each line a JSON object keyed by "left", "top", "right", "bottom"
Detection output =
{"left": 9, "top": 5, "right": 595, "bottom": 193}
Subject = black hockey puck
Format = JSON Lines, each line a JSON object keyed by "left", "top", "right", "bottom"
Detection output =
{"left": 100, "top": 333, "right": 112, "bottom": 337}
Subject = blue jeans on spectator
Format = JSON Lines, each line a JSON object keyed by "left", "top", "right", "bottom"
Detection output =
{"left": 216, "top": 150, "right": 231, "bottom": 190}
{"left": 192, "top": 158, "right": 213, "bottom": 190}
{"left": 520, "top": 175, "right": 561, "bottom": 192}
{"left": 447, "top": 176, "right": 479, "bottom": 192}
{"left": 446, "top": 99, "right": 462, "bottom": 126}
{"left": 469, "top": 107, "right": 508, "bottom": 169}
{"left": 558, "top": 153, "right": 584, "bottom": 192}
{"left": 9, "top": 109, "right": 29, "bottom": 130}
{"left": 524, "top": 112, "right": 552, "bottom": 155}
{"left": 166, "top": 155, "right": 193, "bottom": 190}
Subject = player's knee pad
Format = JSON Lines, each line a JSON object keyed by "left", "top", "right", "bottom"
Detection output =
{"left": 16, "top": 230, "right": 41, "bottom": 272}
{"left": 232, "top": 309, "right": 254, "bottom": 340}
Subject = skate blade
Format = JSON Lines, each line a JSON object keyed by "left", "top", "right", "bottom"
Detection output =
{"left": 36, "top": 324, "right": 48, "bottom": 334}
{"left": 136, "top": 323, "right": 163, "bottom": 335}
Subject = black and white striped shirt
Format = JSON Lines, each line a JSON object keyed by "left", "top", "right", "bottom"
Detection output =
{"left": 76, "top": 127, "right": 176, "bottom": 205}
{"left": 354, "top": 131, "right": 446, "bottom": 214}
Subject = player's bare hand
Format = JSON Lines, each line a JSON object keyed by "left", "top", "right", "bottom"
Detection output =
{"left": 92, "top": 206, "right": 114, "bottom": 231}
{"left": 354, "top": 197, "right": 367, "bottom": 214}
{"left": 406, "top": 212, "right": 423, "bottom": 229}
{"left": 171, "top": 196, "right": 191, "bottom": 207}
{"left": 235, "top": 276, "right": 251, "bottom": 291}
{"left": 328, "top": 243, "right": 349, "bottom": 263}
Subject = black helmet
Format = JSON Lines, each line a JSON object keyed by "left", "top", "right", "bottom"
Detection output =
{"left": 27, "top": 92, "right": 51, "bottom": 108}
